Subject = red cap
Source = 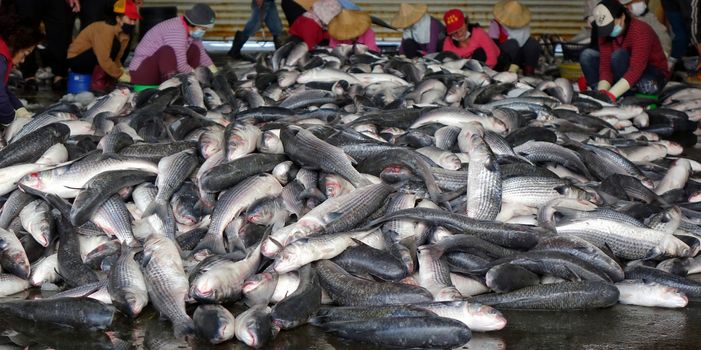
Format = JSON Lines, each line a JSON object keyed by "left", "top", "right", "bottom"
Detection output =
{"left": 443, "top": 9, "right": 465, "bottom": 34}
{"left": 114, "top": 0, "right": 142, "bottom": 20}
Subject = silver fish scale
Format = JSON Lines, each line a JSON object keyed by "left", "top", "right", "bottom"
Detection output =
{"left": 295, "top": 129, "right": 366, "bottom": 187}
{"left": 501, "top": 177, "right": 568, "bottom": 207}
{"left": 434, "top": 126, "right": 461, "bottom": 151}
{"left": 91, "top": 195, "right": 136, "bottom": 246}
{"left": 143, "top": 242, "right": 191, "bottom": 332}
{"left": 584, "top": 145, "right": 645, "bottom": 177}
{"left": 382, "top": 193, "right": 417, "bottom": 242}
{"left": 155, "top": 150, "right": 198, "bottom": 202}
{"left": 556, "top": 219, "right": 669, "bottom": 260}
{"left": 514, "top": 141, "right": 589, "bottom": 174}
{"left": 109, "top": 249, "right": 145, "bottom": 300}
{"left": 10, "top": 112, "right": 74, "bottom": 142}
{"left": 467, "top": 138, "right": 501, "bottom": 220}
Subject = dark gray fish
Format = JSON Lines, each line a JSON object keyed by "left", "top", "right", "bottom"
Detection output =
{"left": 271, "top": 264, "right": 321, "bottom": 329}
{"left": 0, "top": 297, "right": 114, "bottom": 329}
{"left": 485, "top": 263, "right": 541, "bottom": 293}
{"left": 316, "top": 259, "right": 433, "bottom": 306}
{"left": 472, "top": 281, "right": 620, "bottom": 310}
{"left": 193, "top": 304, "right": 236, "bottom": 344}
{"left": 0, "top": 123, "right": 70, "bottom": 168}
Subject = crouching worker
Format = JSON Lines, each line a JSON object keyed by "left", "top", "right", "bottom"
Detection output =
{"left": 579, "top": 0, "right": 670, "bottom": 102}
{"left": 328, "top": 9, "right": 379, "bottom": 52}
{"left": 392, "top": 4, "right": 445, "bottom": 58}
{"left": 67, "top": 0, "right": 139, "bottom": 93}
{"left": 288, "top": 0, "right": 342, "bottom": 49}
{"left": 442, "top": 9, "right": 510, "bottom": 71}
{"left": 0, "top": 15, "right": 42, "bottom": 125}
{"left": 127, "top": 4, "right": 217, "bottom": 85}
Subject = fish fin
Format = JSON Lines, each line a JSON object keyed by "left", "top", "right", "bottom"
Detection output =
{"left": 484, "top": 157, "right": 498, "bottom": 172}
{"left": 350, "top": 237, "right": 367, "bottom": 247}
{"left": 642, "top": 247, "right": 664, "bottom": 261}
{"left": 267, "top": 236, "right": 284, "bottom": 251}
{"left": 194, "top": 233, "right": 227, "bottom": 256}
{"left": 346, "top": 154, "right": 358, "bottom": 165}
{"left": 323, "top": 211, "right": 343, "bottom": 224}
{"left": 63, "top": 185, "right": 86, "bottom": 191}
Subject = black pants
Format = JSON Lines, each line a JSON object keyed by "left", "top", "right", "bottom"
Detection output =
{"left": 499, "top": 38, "right": 541, "bottom": 68}
{"left": 79, "top": 0, "right": 113, "bottom": 30}
{"left": 471, "top": 48, "right": 511, "bottom": 72}
{"left": 68, "top": 37, "right": 121, "bottom": 74}
{"left": 281, "top": 0, "right": 306, "bottom": 27}
{"left": 16, "top": 0, "right": 74, "bottom": 78}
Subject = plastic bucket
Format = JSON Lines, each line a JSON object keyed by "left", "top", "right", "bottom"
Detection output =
{"left": 67, "top": 71, "right": 92, "bottom": 94}
{"left": 133, "top": 84, "right": 158, "bottom": 92}
{"left": 558, "top": 62, "right": 582, "bottom": 81}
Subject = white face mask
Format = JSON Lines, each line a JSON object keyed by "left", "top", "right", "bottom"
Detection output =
{"left": 630, "top": 2, "right": 647, "bottom": 17}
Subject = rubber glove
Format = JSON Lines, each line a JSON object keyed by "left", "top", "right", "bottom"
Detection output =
{"left": 118, "top": 71, "right": 131, "bottom": 83}
{"left": 14, "top": 107, "right": 32, "bottom": 119}
{"left": 208, "top": 64, "right": 218, "bottom": 74}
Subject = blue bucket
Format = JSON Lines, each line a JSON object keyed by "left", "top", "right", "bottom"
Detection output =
{"left": 67, "top": 71, "right": 92, "bottom": 94}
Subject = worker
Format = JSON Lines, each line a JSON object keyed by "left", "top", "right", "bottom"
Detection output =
{"left": 488, "top": 0, "right": 541, "bottom": 75}
{"left": 328, "top": 9, "right": 378, "bottom": 51}
{"left": 392, "top": 3, "right": 445, "bottom": 58}
{"left": 281, "top": 0, "right": 314, "bottom": 27}
{"left": 0, "top": 15, "right": 42, "bottom": 125}
{"left": 127, "top": 4, "right": 217, "bottom": 85}
{"left": 619, "top": 0, "right": 671, "bottom": 58}
{"left": 442, "top": 9, "right": 509, "bottom": 71}
{"left": 579, "top": 0, "right": 670, "bottom": 101}
{"left": 228, "top": 0, "right": 285, "bottom": 60}
{"left": 15, "top": 0, "right": 79, "bottom": 92}
{"left": 67, "top": 0, "right": 139, "bottom": 93}
{"left": 288, "top": 0, "right": 342, "bottom": 50}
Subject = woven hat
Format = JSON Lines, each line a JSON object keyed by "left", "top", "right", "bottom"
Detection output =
{"left": 493, "top": 0, "right": 531, "bottom": 28}
{"left": 391, "top": 3, "right": 428, "bottom": 29}
{"left": 328, "top": 9, "right": 371, "bottom": 40}
{"left": 312, "top": 0, "right": 342, "bottom": 25}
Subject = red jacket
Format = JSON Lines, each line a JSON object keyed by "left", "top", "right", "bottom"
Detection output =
{"left": 0, "top": 38, "right": 12, "bottom": 83}
{"left": 288, "top": 16, "right": 328, "bottom": 50}
{"left": 598, "top": 17, "right": 670, "bottom": 85}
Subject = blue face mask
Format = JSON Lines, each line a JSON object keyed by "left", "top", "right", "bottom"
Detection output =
{"left": 190, "top": 28, "right": 206, "bottom": 40}
{"left": 610, "top": 24, "right": 623, "bottom": 37}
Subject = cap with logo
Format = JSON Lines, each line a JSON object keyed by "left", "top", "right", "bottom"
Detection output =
{"left": 443, "top": 9, "right": 465, "bottom": 34}
{"left": 113, "top": 0, "right": 142, "bottom": 21}
{"left": 593, "top": 0, "right": 625, "bottom": 37}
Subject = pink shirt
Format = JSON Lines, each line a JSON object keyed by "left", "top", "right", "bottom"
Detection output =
{"left": 442, "top": 27, "right": 500, "bottom": 68}
{"left": 329, "top": 28, "right": 379, "bottom": 52}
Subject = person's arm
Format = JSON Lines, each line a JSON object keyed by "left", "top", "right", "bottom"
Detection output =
{"left": 93, "top": 29, "right": 124, "bottom": 78}
{"left": 427, "top": 19, "right": 441, "bottom": 53}
{"left": 598, "top": 38, "right": 613, "bottom": 89}
{"left": 614, "top": 24, "right": 653, "bottom": 97}
{"left": 477, "top": 29, "right": 500, "bottom": 68}
{"left": 195, "top": 40, "right": 214, "bottom": 67}
{"left": 0, "top": 58, "right": 17, "bottom": 125}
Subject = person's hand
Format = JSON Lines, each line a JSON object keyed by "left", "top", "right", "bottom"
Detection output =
{"left": 14, "top": 107, "right": 32, "bottom": 119}
{"left": 599, "top": 90, "right": 616, "bottom": 103}
{"left": 118, "top": 71, "right": 131, "bottom": 83}
{"left": 255, "top": 0, "right": 264, "bottom": 8}
{"left": 66, "top": 0, "right": 80, "bottom": 12}
{"left": 581, "top": 90, "right": 614, "bottom": 103}
{"left": 208, "top": 64, "right": 218, "bottom": 74}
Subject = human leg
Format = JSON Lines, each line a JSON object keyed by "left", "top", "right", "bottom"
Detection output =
{"left": 579, "top": 48, "right": 600, "bottom": 89}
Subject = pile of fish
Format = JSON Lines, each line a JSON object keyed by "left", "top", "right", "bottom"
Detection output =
{"left": 1, "top": 41, "right": 701, "bottom": 348}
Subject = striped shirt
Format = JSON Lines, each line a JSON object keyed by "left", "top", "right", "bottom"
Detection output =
{"left": 598, "top": 17, "right": 670, "bottom": 86}
{"left": 129, "top": 16, "right": 213, "bottom": 73}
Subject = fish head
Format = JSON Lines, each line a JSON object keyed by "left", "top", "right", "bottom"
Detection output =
{"left": 123, "top": 291, "right": 146, "bottom": 317}
{"left": 272, "top": 245, "right": 301, "bottom": 274}
{"left": 465, "top": 303, "right": 508, "bottom": 331}
{"left": 440, "top": 153, "right": 462, "bottom": 171}
{"left": 652, "top": 235, "right": 692, "bottom": 259}
{"left": 261, "top": 226, "right": 296, "bottom": 257}
{"left": 18, "top": 171, "right": 45, "bottom": 190}
{"left": 242, "top": 272, "right": 276, "bottom": 296}
{"left": 379, "top": 165, "right": 414, "bottom": 184}
{"left": 192, "top": 278, "right": 219, "bottom": 302}
{"left": 659, "top": 287, "right": 688, "bottom": 308}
